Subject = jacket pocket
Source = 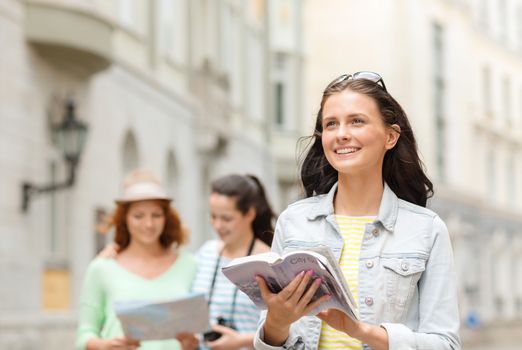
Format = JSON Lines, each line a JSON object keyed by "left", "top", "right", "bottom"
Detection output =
{"left": 381, "top": 256, "right": 426, "bottom": 309}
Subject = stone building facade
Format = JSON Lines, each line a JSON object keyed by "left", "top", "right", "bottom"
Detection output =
{"left": 0, "top": 0, "right": 303, "bottom": 348}
{"left": 302, "top": 0, "right": 522, "bottom": 349}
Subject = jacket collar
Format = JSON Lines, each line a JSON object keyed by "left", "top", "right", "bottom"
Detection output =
{"left": 306, "top": 182, "right": 398, "bottom": 232}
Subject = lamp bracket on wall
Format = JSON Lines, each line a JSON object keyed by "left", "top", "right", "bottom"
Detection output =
{"left": 21, "top": 99, "right": 88, "bottom": 212}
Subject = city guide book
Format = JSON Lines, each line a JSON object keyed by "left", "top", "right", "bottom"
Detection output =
{"left": 221, "top": 245, "right": 358, "bottom": 320}
{"left": 114, "top": 293, "right": 211, "bottom": 341}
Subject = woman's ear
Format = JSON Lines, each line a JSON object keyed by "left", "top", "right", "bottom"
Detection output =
{"left": 385, "top": 124, "right": 401, "bottom": 150}
{"left": 245, "top": 207, "right": 257, "bottom": 222}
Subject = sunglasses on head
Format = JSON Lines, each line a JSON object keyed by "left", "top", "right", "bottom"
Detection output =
{"left": 324, "top": 71, "right": 387, "bottom": 92}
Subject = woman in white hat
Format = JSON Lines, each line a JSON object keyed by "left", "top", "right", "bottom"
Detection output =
{"left": 76, "top": 170, "right": 198, "bottom": 350}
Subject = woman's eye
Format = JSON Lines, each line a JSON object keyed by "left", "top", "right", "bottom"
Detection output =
{"left": 324, "top": 120, "right": 336, "bottom": 128}
{"left": 352, "top": 118, "right": 364, "bottom": 124}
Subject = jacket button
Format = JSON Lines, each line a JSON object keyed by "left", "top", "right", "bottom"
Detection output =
{"left": 365, "top": 297, "right": 374, "bottom": 306}
{"left": 401, "top": 261, "right": 410, "bottom": 271}
{"left": 365, "top": 260, "right": 374, "bottom": 269}
{"left": 372, "top": 228, "right": 379, "bottom": 237}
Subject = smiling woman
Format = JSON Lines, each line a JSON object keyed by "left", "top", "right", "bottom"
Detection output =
{"left": 75, "top": 170, "right": 197, "bottom": 350}
{"left": 188, "top": 174, "right": 276, "bottom": 350}
{"left": 254, "top": 73, "right": 460, "bottom": 350}
{"left": 320, "top": 90, "right": 401, "bottom": 181}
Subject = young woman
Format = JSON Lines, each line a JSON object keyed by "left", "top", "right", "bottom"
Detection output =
{"left": 253, "top": 72, "right": 460, "bottom": 350}
{"left": 190, "top": 174, "right": 276, "bottom": 350}
{"left": 76, "top": 170, "right": 197, "bottom": 350}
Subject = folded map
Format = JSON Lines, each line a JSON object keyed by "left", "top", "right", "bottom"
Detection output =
{"left": 114, "top": 293, "right": 211, "bottom": 341}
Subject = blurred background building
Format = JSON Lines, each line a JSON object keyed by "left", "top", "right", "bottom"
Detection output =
{"left": 303, "top": 1, "right": 522, "bottom": 349}
{"left": 0, "top": 0, "right": 303, "bottom": 347}
{"left": 0, "top": 0, "right": 520, "bottom": 349}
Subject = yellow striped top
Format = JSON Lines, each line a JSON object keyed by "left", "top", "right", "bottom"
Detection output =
{"left": 318, "top": 215, "right": 375, "bottom": 350}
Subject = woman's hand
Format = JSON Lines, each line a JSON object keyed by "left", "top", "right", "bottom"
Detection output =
{"left": 97, "top": 243, "right": 120, "bottom": 259}
{"left": 176, "top": 332, "right": 200, "bottom": 350}
{"left": 87, "top": 336, "right": 140, "bottom": 350}
{"left": 256, "top": 270, "right": 330, "bottom": 346}
{"left": 205, "top": 325, "right": 252, "bottom": 350}
{"left": 316, "top": 309, "right": 362, "bottom": 337}
{"left": 317, "top": 310, "right": 389, "bottom": 350}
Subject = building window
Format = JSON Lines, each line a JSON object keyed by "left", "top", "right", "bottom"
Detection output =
{"left": 502, "top": 76, "right": 511, "bottom": 126}
{"left": 275, "top": 82, "right": 285, "bottom": 126}
{"left": 514, "top": 254, "right": 522, "bottom": 313}
{"left": 478, "top": 0, "right": 489, "bottom": 31}
{"left": 494, "top": 296, "right": 504, "bottom": 315}
{"left": 498, "top": 0, "right": 508, "bottom": 41}
{"left": 433, "top": 22, "right": 446, "bottom": 182}
{"left": 487, "top": 149, "right": 497, "bottom": 201}
{"left": 518, "top": 6, "right": 522, "bottom": 50}
{"left": 119, "top": 0, "right": 137, "bottom": 28}
{"left": 220, "top": 4, "right": 233, "bottom": 73}
{"left": 159, "top": 0, "right": 186, "bottom": 64}
{"left": 513, "top": 88, "right": 522, "bottom": 128}
{"left": 165, "top": 151, "right": 178, "bottom": 199}
{"left": 220, "top": 3, "right": 241, "bottom": 106}
{"left": 482, "top": 66, "right": 492, "bottom": 118}
{"left": 246, "top": 32, "right": 264, "bottom": 121}
{"left": 122, "top": 131, "right": 140, "bottom": 175}
{"left": 507, "top": 156, "right": 515, "bottom": 206}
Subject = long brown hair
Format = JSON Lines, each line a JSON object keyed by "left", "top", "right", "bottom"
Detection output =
{"left": 112, "top": 199, "right": 188, "bottom": 250}
{"left": 300, "top": 78, "right": 433, "bottom": 207}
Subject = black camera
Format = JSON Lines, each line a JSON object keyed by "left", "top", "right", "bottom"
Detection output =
{"left": 203, "top": 316, "right": 237, "bottom": 342}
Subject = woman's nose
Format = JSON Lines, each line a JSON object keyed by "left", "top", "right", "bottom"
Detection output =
{"left": 336, "top": 124, "right": 351, "bottom": 141}
{"left": 212, "top": 219, "right": 222, "bottom": 231}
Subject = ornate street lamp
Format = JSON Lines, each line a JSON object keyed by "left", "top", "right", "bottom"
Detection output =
{"left": 22, "top": 99, "right": 88, "bottom": 212}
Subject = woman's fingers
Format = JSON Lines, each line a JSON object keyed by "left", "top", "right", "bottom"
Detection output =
{"left": 278, "top": 271, "right": 307, "bottom": 301}
{"left": 287, "top": 270, "right": 314, "bottom": 304}
{"left": 257, "top": 270, "right": 306, "bottom": 302}
{"left": 256, "top": 275, "right": 272, "bottom": 301}
{"left": 176, "top": 332, "right": 199, "bottom": 350}
{"left": 258, "top": 270, "right": 321, "bottom": 306}
{"left": 303, "top": 291, "right": 331, "bottom": 315}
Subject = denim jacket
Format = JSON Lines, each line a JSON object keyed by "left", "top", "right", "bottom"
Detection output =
{"left": 254, "top": 183, "right": 460, "bottom": 350}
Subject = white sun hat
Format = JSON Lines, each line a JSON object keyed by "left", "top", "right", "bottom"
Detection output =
{"left": 114, "top": 181, "right": 172, "bottom": 204}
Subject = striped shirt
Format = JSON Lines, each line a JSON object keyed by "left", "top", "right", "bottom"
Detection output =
{"left": 191, "top": 240, "right": 260, "bottom": 349}
{"left": 319, "top": 216, "right": 375, "bottom": 350}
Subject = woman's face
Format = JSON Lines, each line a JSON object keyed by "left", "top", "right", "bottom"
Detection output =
{"left": 126, "top": 200, "right": 166, "bottom": 246}
{"left": 209, "top": 193, "right": 255, "bottom": 245}
{"left": 321, "top": 89, "right": 399, "bottom": 177}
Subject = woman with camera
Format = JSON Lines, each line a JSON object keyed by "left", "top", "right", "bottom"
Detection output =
{"left": 189, "top": 174, "right": 276, "bottom": 350}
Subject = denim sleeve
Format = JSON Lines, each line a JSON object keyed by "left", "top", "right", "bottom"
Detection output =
{"left": 381, "top": 215, "right": 461, "bottom": 350}
{"left": 254, "top": 317, "right": 307, "bottom": 350}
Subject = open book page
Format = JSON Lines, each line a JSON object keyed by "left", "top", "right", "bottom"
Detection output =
{"left": 222, "top": 248, "right": 358, "bottom": 320}
{"left": 114, "top": 293, "right": 211, "bottom": 341}
{"left": 305, "top": 245, "right": 358, "bottom": 315}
